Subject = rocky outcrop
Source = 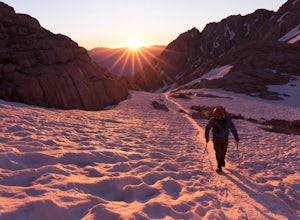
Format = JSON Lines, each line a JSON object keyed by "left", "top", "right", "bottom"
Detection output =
{"left": 250, "top": 0, "right": 300, "bottom": 42}
{"left": 178, "top": 40, "right": 300, "bottom": 99}
{"left": 151, "top": 101, "right": 169, "bottom": 112}
{"left": 0, "top": 2, "right": 128, "bottom": 110}
{"left": 133, "top": 28, "right": 202, "bottom": 90}
{"left": 132, "top": 0, "right": 300, "bottom": 98}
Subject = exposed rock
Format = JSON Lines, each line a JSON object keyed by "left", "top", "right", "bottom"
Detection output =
{"left": 178, "top": 109, "right": 187, "bottom": 114}
{"left": 190, "top": 103, "right": 300, "bottom": 135}
{"left": 190, "top": 105, "right": 245, "bottom": 120}
{"left": 190, "top": 105, "right": 217, "bottom": 119}
{"left": 170, "top": 92, "right": 191, "bottom": 100}
{"left": 151, "top": 101, "right": 169, "bottom": 112}
{"left": 181, "top": 40, "right": 298, "bottom": 99}
{"left": 0, "top": 2, "right": 128, "bottom": 110}
{"left": 261, "top": 119, "right": 300, "bottom": 135}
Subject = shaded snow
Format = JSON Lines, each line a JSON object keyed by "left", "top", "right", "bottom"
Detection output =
{"left": 183, "top": 85, "right": 300, "bottom": 121}
{"left": 268, "top": 75, "right": 300, "bottom": 108}
{"left": 181, "top": 65, "right": 233, "bottom": 88}
{"left": 0, "top": 87, "right": 299, "bottom": 219}
{"left": 278, "top": 25, "right": 300, "bottom": 43}
{"left": 288, "top": 33, "right": 300, "bottom": 43}
{"left": 243, "top": 23, "right": 250, "bottom": 37}
{"left": 277, "top": 12, "right": 290, "bottom": 25}
{"left": 224, "top": 23, "right": 235, "bottom": 40}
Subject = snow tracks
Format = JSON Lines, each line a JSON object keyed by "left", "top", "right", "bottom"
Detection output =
{"left": 165, "top": 92, "right": 299, "bottom": 220}
{"left": 0, "top": 91, "right": 298, "bottom": 220}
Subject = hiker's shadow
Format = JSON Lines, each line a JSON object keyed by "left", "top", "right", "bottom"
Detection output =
{"left": 223, "top": 169, "right": 296, "bottom": 219}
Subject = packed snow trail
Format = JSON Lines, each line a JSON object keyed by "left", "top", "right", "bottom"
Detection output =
{"left": 165, "top": 92, "right": 298, "bottom": 220}
{"left": 0, "top": 91, "right": 299, "bottom": 219}
{"left": 164, "top": 93, "right": 217, "bottom": 174}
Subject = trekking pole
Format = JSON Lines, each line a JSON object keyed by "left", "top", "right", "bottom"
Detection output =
{"left": 236, "top": 141, "right": 241, "bottom": 170}
{"left": 201, "top": 143, "right": 208, "bottom": 164}
{"left": 204, "top": 142, "right": 208, "bottom": 154}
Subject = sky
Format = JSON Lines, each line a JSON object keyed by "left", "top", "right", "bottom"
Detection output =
{"left": 3, "top": 0, "right": 287, "bottom": 50}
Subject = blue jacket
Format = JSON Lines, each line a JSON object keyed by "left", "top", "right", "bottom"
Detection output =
{"left": 205, "top": 116, "right": 239, "bottom": 141}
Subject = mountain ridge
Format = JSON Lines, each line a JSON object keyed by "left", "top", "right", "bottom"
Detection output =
{"left": 132, "top": 0, "right": 300, "bottom": 100}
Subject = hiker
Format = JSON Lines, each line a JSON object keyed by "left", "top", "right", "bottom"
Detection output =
{"left": 205, "top": 107, "right": 239, "bottom": 173}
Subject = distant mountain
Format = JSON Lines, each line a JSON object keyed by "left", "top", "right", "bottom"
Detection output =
{"left": 89, "top": 46, "right": 165, "bottom": 77}
{"left": 0, "top": 2, "right": 128, "bottom": 110}
{"left": 132, "top": 0, "right": 300, "bottom": 100}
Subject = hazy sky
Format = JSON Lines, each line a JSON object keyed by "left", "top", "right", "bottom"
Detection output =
{"left": 3, "top": 0, "right": 287, "bottom": 49}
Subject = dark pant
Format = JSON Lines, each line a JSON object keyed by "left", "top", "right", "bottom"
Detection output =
{"left": 213, "top": 139, "right": 228, "bottom": 169}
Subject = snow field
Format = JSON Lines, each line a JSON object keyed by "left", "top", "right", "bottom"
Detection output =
{"left": 0, "top": 90, "right": 299, "bottom": 219}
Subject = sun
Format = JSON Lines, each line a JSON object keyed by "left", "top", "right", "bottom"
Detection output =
{"left": 108, "top": 36, "right": 160, "bottom": 78}
{"left": 126, "top": 37, "right": 147, "bottom": 50}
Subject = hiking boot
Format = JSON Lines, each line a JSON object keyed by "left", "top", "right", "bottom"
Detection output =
{"left": 216, "top": 168, "right": 222, "bottom": 173}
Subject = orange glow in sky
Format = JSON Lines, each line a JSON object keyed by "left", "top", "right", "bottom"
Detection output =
{"left": 3, "top": 0, "right": 287, "bottom": 50}
{"left": 103, "top": 44, "right": 164, "bottom": 77}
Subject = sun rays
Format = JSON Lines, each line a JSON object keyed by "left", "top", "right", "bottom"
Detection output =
{"left": 96, "top": 38, "right": 176, "bottom": 83}
{"left": 107, "top": 43, "right": 161, "bottom": 77}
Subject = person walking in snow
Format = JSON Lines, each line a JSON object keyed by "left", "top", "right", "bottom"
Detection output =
{"left": 205, "top": 107, "right": 239, "bottom": 173}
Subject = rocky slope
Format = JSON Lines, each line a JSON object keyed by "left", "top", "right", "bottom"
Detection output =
{"left": 0, "top": 2, "right": 128, "bottom": 110}
{"left": 132, "top": 0, "right": 300, "bottom": 99}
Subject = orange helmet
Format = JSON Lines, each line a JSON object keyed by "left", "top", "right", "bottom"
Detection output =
{"left": 213, "top": 107, "right": 223, "bottom": 118}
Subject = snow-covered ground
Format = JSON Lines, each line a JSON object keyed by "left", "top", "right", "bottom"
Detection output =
{"left": 0, "top": 87, "right": 299, "bottom": 219}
